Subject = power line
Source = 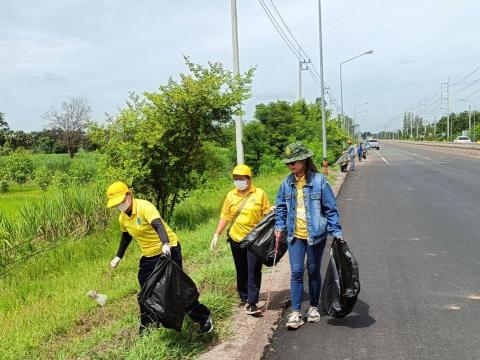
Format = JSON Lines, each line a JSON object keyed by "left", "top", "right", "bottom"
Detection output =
{"left": 267, "top": 0, "right": 310, "bottom": 60}
{"left": 257, "top": 0, "right": 338, "bottom": 107}
{"left": 258, "top": 0, "right": 302, "bottom": 60}
{"left": 451, "top": 77, "right": 480, "bottom": 96}
{"left": 461, "top": 87, "right": 480, "bottom": 100}
{"left": 451, "top": 63, "right": 480, "bottom": 86}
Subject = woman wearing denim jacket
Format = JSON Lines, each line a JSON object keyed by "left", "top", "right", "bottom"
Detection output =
{"left": 274, "top": 142, "right": 343, "bottom": 329}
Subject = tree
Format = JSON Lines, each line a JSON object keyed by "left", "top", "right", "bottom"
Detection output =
{"left": 101, "top": 58, "right": 254, "bottom": 220}
{"left": 6, "top": 151, "right": 34, "bottom": 190}
{"left": 8, "top": 131, "right": 34, "bottom": 150}
{"left": 0, "top": 112, "right": 9, "bottom": 147}
{"left": 43, "top": 98, "right": 92, "bottom": 158}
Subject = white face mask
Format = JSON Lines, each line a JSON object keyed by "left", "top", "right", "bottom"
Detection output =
{"left": 234, "top": 180, "right": 249, "bottom": 191}
{"left": 117, "top": 196, "right": 131, "bottom": 212}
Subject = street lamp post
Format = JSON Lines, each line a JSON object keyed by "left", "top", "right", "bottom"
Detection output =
{"left": 318, "top": 0, "right": 328, "bottom": 174}
{"left": 231, "top": 0, "right": 244, "bottom": 164}
{"left": 340, "top": 50, "right": 374, "bottom": 139}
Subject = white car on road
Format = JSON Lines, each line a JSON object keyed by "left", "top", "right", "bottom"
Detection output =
{"left": 454, "top": 136, "right": 471, "bottom": 143}
{"left": 368, "top": 139, "right": 380, "bottom": 150}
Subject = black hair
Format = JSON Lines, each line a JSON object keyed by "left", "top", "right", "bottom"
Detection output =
{"left": 305, "top": 157, "right": 319, "bottom": 174}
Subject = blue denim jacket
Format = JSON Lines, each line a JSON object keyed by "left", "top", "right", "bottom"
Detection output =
{"left": 275, "top": 171, "right": 343, "bottom": 245}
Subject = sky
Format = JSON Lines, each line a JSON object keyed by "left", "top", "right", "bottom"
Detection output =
{"left": 1, "top": 0, "right": 480, "bottom": 133}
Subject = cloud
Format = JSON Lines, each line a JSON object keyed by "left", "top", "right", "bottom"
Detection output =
{"left": 398, "top": 59, "right": 416, "bottom": 65}
{"left": 44, "top": 72, "right": 68, "bottom": 83}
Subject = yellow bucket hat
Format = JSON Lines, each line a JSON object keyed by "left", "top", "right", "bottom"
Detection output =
{"left": 106, "top": 182, "right": 129, "bottom": 208}
{"left": 232, "top": 164, "right": 252, "bottom": 178}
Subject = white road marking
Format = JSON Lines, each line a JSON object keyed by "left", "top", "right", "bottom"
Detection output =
{"left": 425, "top": 156, "right": 430, "bottom": 160}
{"left": 468, "top": 293, "right": 480, "bottom": 300}
{"left": 445, "top": 304, "right": 461, "bottom": 310}
{"left": 374, "top": 150, "right": 390, "bottom": 164}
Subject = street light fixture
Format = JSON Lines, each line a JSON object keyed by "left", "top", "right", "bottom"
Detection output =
{"left": 340, "top": 50, "right": 374, "bottom": 138}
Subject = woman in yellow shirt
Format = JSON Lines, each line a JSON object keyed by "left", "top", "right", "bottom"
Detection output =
{"left": 106, "top": 181, "right": 213, "bottom": 335}
{"left": 210, "top": 165, "right": 271, "bottom": 315}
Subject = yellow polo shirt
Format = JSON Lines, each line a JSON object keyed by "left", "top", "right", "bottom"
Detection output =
{"left": 294, "top": 175, "right": 308, "bottom": 239}
{"left": 220, "top": 185, "right": 271, "bottom": 242}
{"left": 119, "top": 198, "right": 178, "bottom": 257}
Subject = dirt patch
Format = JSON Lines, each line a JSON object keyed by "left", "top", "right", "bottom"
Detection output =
{"left": 41, "top": 290, "right": 138, "bottom": 359}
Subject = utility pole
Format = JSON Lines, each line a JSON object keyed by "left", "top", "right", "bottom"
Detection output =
{"left": 298, "top": 58, "right": 310, "bottom": 100}
{"left": 441, "top": 81, "right": 450, "bottom": 141}
{"left": 410, "top": 110, "right": 413, "bottom": 139}
{"left": 231, "top": 0, "right": 244, "bottom": 164}
{"left": 468, "top": 105, "right": 471, "bottom": 133}
{"left": 421, "top": 98, "right": 427, "bottom": 139}
{"left": 317, "top": 0, "right": 328, "bottom": 174}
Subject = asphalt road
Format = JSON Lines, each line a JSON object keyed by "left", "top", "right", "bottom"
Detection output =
{"left": 264, "top": 142, "right": 480, "bottom": 360}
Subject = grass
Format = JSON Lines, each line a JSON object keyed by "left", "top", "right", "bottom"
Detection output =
{"left": 0, "top": 183, "right": 44, "bottom": 222}
{"left": 0, "top": 168, "right": 338, "bottom": 360}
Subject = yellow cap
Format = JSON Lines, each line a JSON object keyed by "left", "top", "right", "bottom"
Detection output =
{"left": 106, "top": 182, "right": 129, "bottom": 208}
{"left": 232, "top": 164, "right": 252, "bottom": 178}
{"left": 347, "top": 140, "right": 352, "bottom": 144}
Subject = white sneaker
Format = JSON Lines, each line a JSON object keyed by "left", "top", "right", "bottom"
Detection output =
{"left": 286, "top": 311, "right": 304, "bottom": 329}
{"left": 307, "top": 306, "right": 321, "bottom": 323}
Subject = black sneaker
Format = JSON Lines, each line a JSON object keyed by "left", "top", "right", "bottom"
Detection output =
{"left": 199, "top": 316, "right": 214, "bottom": 333}
{"left": 246, "top": 303, "right": 262, "bottom": 316}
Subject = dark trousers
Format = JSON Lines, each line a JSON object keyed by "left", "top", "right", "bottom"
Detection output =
{"left": 229, "top": 239, "right": 262, "bottom": 304}
{"left": 137, "top": 243, "right": 210, "bottom": 330}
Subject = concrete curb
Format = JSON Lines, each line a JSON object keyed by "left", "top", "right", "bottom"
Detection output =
{"left": 198, "top": 168, "right": 350, "bottom": 360}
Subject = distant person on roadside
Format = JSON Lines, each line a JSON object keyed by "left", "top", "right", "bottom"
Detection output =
{"left": 357, "top": 142, "right": 364, "bottom": 162}
{"left": 274, "top": 142, "right": 343, "bottom": 330}
{"left": 347, "top": 140, "right": 356, "bottom": 170}
{"left": 211, "top": 165, "right": 271, "bottom": 316}
{"left": 106, "top": 182, "right": 213, "bottom": 335}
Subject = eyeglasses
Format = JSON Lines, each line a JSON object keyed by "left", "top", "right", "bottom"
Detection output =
{"left": 286, "top": 161, "right": 298, "bottom": 166}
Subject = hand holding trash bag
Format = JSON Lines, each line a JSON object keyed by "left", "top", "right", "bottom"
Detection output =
{"left": 241, "top": 211, "right": 288, "bottom": 267}
{"left": 138, "top": 256, "right": 200, "bottom": 331}
{"left": 320, "top": 238, "right": 360, "bottom": 319}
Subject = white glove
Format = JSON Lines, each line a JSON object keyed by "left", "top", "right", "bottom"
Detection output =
{"left": 210, "top": 233, "right": 219, "bottom": 252}
{"left": 162, "top": 244, "right": 171, "bottom": 256}
{"left": 110, "top": 256, "right": 121, "bottom": 269}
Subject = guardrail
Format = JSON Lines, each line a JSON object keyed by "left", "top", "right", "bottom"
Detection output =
{"left": 392, "top": 140, "right": 480, "bottom": 150}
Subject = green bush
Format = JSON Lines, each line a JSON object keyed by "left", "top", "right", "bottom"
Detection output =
{"left": 51, "top": 170, "right": 70, "bottom": 189}
{"left": 258, "top": 153, "right": 285, "bottom": 175}
{"left": 34, "top": 166, "right": 52, "bottom": 191}
{"left": 0, "top": 179, "right": 8, "bottom": 192}
{"left": 6, "top": 151, "right": 34, "bottom": 189}
{"left": 69, "top": 151, "right": 97, "bottom": 185}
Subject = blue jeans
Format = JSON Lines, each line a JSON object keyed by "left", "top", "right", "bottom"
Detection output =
{"left": 288, "top": 238, "right": 327, "bottom": 311}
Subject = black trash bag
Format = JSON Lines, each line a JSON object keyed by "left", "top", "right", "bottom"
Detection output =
{"left": 320, "top": 238, "right": 360, "bottom": 318}
{"left": 138, "top": 256, "right": 199, "bottom": 331}
{"left": 240, "top": 211, "right": 288, "bottom": 267}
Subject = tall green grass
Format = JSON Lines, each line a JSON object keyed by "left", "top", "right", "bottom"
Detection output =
{"left": 0, "top": 186, "right": 110, "bottom": 270}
